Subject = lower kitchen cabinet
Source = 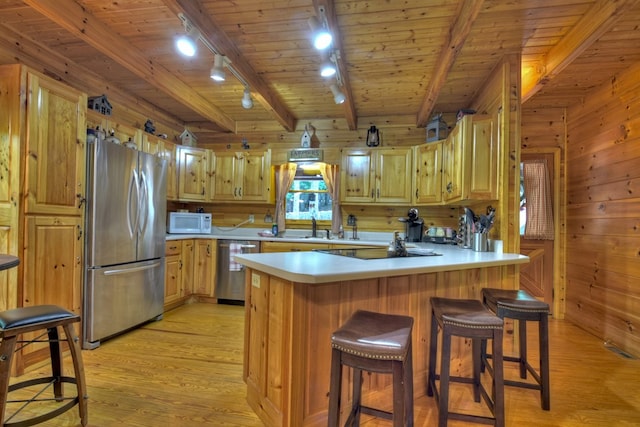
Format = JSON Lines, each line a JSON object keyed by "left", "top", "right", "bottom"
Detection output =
{"left": 164, "top": 241, "right": 183, "bottom": 308}
{"left": 193, "top": 239, "right": 216, "bottom": 297}
{"left": 20, "top": 215, "right": 83, "bottom": 369}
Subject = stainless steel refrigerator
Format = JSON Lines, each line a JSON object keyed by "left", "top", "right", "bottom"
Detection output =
{"left": 83, "top": 139, "right": 167, "bottom": 349}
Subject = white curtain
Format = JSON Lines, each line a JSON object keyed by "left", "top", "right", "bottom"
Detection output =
{"left": 274, "top": 163, "right": 297, "bottom": 232}
{"left": 523, "top": 160, "right": 554, "bottom": 240}
{"left": 318, "top": 163, "right": 342, "bottom": 234}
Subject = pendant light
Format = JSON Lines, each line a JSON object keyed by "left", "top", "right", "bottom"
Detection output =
{"left": 241, "top": 87, "right": 254, "bottom": 109}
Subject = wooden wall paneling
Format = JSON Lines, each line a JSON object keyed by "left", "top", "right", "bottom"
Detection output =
{"left": 564, "top": 60, "right": 640, "bottom": 357}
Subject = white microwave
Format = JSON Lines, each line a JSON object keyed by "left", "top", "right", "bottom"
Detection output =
{"left": 168, "top": 212, "right": 212, "bottom": 234}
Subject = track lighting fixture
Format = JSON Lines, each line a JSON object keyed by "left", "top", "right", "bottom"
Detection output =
{"left": 210, "top": 54, "right": 227, "bottom": 82}
{"left": 319, "top": 52, "right": 337, "bottom": 78}
{"left": 330, "top": 84, "right": 346, "bottom": 104}
{"left": 241, "top": 87, "right": 254, "bottom": 109}
{"left": 308, "top": 10, "right": 332, "bottom": 50}
{"left": 176, "top": 18, "right": 200, "bottom": 57}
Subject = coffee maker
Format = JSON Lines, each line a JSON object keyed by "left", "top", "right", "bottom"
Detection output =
{"left": 400, "top": 208, "right": 424, "bottom": 242}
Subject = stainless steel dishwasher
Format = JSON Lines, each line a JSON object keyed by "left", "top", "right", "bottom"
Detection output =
{"left": 216, "top": 240, "right": 260, "bottom": 304}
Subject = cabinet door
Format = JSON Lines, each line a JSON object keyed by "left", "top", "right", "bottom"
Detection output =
{"left": 211, "top": 152, "right": 242, "bottom": 200}
{"left": 340, "top": 149, "right": 375, "bottom": 203}
{"left": 468, "top": 114, "right": 499, "bottom": 200}
{"left": 143, "top": 134, "right": 164, "bottom": 156}
{"left": 22, "top": 216, "right": 82, "bottom": 313}
{"left": 239, "top": 151, "right": 271, "bottom": 202}
{"left": 24, "top": 72, "right": 86, "bottom": 215}
{"left": 107, "top": 120, "right": 142, "bottom": 149}
{"left": 193, "top": 239, "right": 216, "bottom": 296}
{"left": 162, "top": 141, "right": 178, "bottom": 201}
{"left": 0, "top": 65, "right": 22, "bottom": 311}
{"left": 414, "top": 142, "right": 443, "bottom": 205}
{"left": 178, "top": 146, "right": 207, "bottom": 201}
{"left": 375, "top": 148, "right": 412, "bottom": 203}
{"left": 164, "top": 254, "right": 182, "bottom": 306}
{"left": 181, "top": 239, "right": 195, "bottom": 296}
{"left": 442, "top": 121, "right": 465, "bottom": 203}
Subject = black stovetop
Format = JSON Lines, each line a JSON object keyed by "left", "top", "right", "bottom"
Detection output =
{"left": 313, "top": 247, "right": 441, "bottom": 260}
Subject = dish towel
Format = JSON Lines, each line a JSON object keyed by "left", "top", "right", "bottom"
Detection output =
{"left": 229, "top": 243, "right": 243, "bottom": 271}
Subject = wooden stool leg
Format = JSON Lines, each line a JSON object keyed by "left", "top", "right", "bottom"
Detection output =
{"left": 327, "top": 348, "right": 342, "bottom": 427}
{"left": 392, "top": 360, "right": 405, "bottom": 427}
{"left": 492, "top": 329, "right": 505, "bottom": 427}
{"left": 351, "top": 368, "right": 363, "bottom": 425}
{"left": 0, "top": 336, "right": 17, "bottom": 425}
{"left": 427, "top": 311, "right": 438, "bottom": 397}
{"left": 438, "top": 328, "right": 452, "bottom": 427}
{"left": 63, "top": 322, "right": 89, "bottom": 426}
{"left": 404, "top": 341, "right": 414, "bottom": 425}
{"left": 472, "top": 338, "right": 482, "bottom": 402}
{"left": 518, "top": 319, "right": 528, "bottom": 379}
{"left": 47, "top": 326, "right": 64, "bottom": 399}
{"left": 539, "top": 314, "right": 551, "bottom": 410}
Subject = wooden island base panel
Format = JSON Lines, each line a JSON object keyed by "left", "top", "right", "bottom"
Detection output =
{"left": 235, "top": 245, "right": 529, "bottom": 427}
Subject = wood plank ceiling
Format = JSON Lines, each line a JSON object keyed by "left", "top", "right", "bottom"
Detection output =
{"left": 1, "top": 0, "right": 639, "bottom": 140}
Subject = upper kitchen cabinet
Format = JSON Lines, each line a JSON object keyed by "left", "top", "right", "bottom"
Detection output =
{"left": 178, "top": 145, "right": 208, "bottom": 201}
{"left": 341, "top": 147, "right": 412, "bottom": 204}
{"left": 0, "top": 65, "right": 23, "bottom": 311}
{"left": 25, "top": 71, "right": 87, "bottom": 216}
{"left": 209, "top": 150, "right": 271, "bottom": 202}
{"left": 413, "top": 141, "right": 443, "bottom": 205}
{"left": 441, "top": 114, "right": 499, "bottom": 204}
{"left": 162, "top": 141, "right": 179, "bottom": 201}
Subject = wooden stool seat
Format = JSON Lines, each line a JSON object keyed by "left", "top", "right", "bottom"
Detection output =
{"left": 0, "top": 305, "right": 88, "bottom": 427}
{"left": 328, "top": 310, "right": 414, "bottom": 427}
{"left": 427, "top": 297, "right": 504, "bottom": 427}
{"left": 481, "top": 288, "right": 550, "bottom": 410}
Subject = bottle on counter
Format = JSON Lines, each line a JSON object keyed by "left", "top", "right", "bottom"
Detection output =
{"left": 272, "top": 223, "right": 278, "bottom": 236}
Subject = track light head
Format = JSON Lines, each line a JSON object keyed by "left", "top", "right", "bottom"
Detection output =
{"left": 210, "top": 54, "right": 227, "bottom": 82}
{"left": 319, "top": 58, "right": 337, "bottom": 78}
{"left": 308, "top": 15, "right": 332, "bottom": 50}
{"left": 176, "top": 15, "right": 200, "bottom": 57}
{"left": 241, "top": 88, "right": 253, "bottom": 109}
{"left": 330, "top": 84, "right": 345, "bottom": 104}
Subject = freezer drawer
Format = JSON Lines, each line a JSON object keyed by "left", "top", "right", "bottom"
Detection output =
{"left": 83, "top": 259, "right": 164, "bottom": 349}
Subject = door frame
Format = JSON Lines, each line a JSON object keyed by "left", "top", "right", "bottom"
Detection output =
{"left": 521, "top": 147, "right": 564, "bottom": 318}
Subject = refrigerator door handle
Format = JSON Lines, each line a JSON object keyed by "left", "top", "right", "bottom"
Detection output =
{"left": 127, "top": 169, "right": 139, "bottom": 237}
{"left": 103, "top": 261, "right": 162, "bottom": 276}
{"left": 138, "top": 171, "right": 149, "bottom": 236}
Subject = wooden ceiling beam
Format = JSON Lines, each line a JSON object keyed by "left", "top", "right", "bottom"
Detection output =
{"left": 522, "top": 0, "right": 640, "bottom": 103}
{"left": 0, "top": 23, "right": 189, "bottom": 133}
{"left": 23, "top": 0, "right": 236, "bottom": 133}
{"left": 416, "top": 0, "right": 485, "bottom": 128}
{"left": 314, "top": 0, "right": 357, "bottom": 130}
{"left": 163, "top": 0, "right": 297, "bottom": 133}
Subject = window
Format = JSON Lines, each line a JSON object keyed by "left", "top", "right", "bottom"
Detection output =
{"left": 285, "top": 163, "right": 333, "bottom": 221}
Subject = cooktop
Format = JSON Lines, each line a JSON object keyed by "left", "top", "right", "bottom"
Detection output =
{"left": 313, "top": 247, "right": 441, "bottom": 260}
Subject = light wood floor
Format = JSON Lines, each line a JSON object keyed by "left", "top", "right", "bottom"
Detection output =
{"left": 6, "top": 302, "right": 640, "bottom": 426}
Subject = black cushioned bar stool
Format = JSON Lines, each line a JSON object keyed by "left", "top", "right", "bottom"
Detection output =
{"left": 328, "top": 310, "right": 414, "bottom": 427}
{"left": 481, "top": 288, "right": 550, "bottom": 410}
{"left": 427, "top": 297, "right": 504, "bottom": 427}
{"left": 0, "top": 305, "right": 88, "bottom": 427}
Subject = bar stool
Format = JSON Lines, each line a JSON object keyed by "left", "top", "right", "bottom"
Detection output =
{"left": 328, "top": 310, "right": 414, "bottom": 427}
{"left": 427, "top": 297, "right": 504, "bottom": 427}
{"left": 481, "top": 288, "right": 550, "bottom": 410}
{"left": 0, "top": 305, "right": 88, "bottom": 427}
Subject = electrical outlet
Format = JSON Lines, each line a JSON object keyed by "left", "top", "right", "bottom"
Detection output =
{"left": 249, "top": 215, "right": 255, "bottom": 223}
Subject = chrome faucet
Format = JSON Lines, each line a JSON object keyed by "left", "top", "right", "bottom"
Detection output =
{"left": 311, "top": 218, "right": 317, "bottom": 238}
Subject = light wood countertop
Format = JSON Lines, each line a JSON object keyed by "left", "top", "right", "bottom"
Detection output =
{"left": 234, "top": 244, "right": 528, "bottom": 284}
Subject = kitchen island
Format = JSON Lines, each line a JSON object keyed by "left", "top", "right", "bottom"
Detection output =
{"left": 235, "top": 245, "right": 528, "bottom": 427}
